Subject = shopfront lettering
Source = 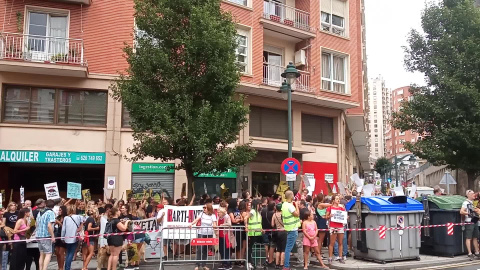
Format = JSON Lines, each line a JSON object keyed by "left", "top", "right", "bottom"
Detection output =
{"left": 0, "top": 150, "right": 105, "bottom": 164}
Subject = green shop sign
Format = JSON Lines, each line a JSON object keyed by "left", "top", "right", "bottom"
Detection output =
{"left": 0, "top": 150, "right": 105, "bottom": 164}
{"left": 195, "top": 169, "right": 237, "bottom": 178}
{"left": 132, "top": 163, "right": 175, "bottom": 173}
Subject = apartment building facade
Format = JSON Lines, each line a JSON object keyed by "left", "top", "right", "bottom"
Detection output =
{"left": 0, "top": 0, "right": 369, "bottom": 202}
{"left": 386, "top": 86, "right": 418, "bottom": 159}
{"left": 367, "top": 75, "right": 389, "bottom": 161}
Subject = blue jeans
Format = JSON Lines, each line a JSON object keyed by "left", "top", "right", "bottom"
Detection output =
{"left": 64, "top": 243, "right": 77, "bottom": 270}
{"left": 284, "top": 230, "right": 298, "bottom": 268}
{"left": 333, "top": 232, "right": 348, "bottom": 257}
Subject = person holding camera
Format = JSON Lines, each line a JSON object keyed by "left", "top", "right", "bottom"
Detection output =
{"left": 460, "top": 190, "right": 480, "bottom": 260}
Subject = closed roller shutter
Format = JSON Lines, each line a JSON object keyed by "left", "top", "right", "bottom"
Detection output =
{"left": 132, "top": 173, "right": 174, "bottom": 198}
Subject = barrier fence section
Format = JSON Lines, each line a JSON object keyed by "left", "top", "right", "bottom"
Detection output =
{"left": 159, "top": 226, "right": 248, "bottom": 270}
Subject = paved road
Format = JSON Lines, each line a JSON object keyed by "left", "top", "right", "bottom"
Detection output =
{"left": 413, "top": 260, "right": 480, "bottom": 270}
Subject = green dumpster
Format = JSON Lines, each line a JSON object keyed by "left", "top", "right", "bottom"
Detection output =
{"left": 417, "top": 195, "right": 466, "bottom": 257}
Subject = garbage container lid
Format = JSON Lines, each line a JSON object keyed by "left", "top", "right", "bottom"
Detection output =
{"left": 346, "top": 196, "right": 424, "bottom": 212}
{"left": 415, "top": 195, "right": 465, "bottom": 210}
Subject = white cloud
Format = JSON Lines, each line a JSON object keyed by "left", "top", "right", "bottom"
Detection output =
{"left": 365, "top": 0, "right": 429, "bottom": 90}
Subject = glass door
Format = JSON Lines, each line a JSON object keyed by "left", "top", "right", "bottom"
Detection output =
{"left": 263, "top": 51, "right": 283, "bottom": 86}
{"left": 27, "top": 12, "right": 67, "bottom": 62}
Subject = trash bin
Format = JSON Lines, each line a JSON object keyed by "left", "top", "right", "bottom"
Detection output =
{"left": 346, "top": 196, "right": 424, "bottom": 264}
{"left": 416, "top": 195, "right": 466, "bottom": 257}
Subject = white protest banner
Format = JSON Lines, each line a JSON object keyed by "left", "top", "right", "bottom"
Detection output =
{"left": 350, "top": 173, "right": 360, "bottom": 184}
{"left": 131, "top": 217, "right": 163, "bottom": 259}
{"left": 394, "top": 186, "right": 405, "bottom": 196}
{"left": 286, "top": 174, "right": 296, "bottom": 182}
{"left": 44, "top": 182, "right": 60, "bottom": 200}
{"left": 304, "top": 173, "right": 316, "bottom": 195}
{"left": 330, "top": 209, "right": 348, "bottom": 224}
{"left": 409, "top": 184, "right": 417, "bottom": 198}
{"left": 163, "top": 205, "right": 220, "bottom": 239}
{"left": 337, "top": 182, "right": 346, "bottom": 195}
{"left": 363, "top": 184, "right": 374, "bottom": 197}
{"left": 20, "top": 187, "right": 24, "bottom": 204}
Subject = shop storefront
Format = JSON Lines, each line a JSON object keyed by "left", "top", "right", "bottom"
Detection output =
{"left": 194, "top": 169, "right": 237, "bottom": 198}
{"left": 0, "top": 150, "right": 106, "bottom": 201}
{"left": 131, "top": 163, "right": 175, "bottom": 200}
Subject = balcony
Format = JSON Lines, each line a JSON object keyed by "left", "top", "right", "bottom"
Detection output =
{"left": 0, "top": 32, "right": 87, "bottom": 77}
{"left": 261, "top": 0, "right": 315, "bottom": 40}
{"left": 262, "top": 62, "right": 314, "bottom": 93}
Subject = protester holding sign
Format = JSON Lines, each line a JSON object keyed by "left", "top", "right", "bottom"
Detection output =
{"left": 326, "top": 194, "right": 346, "bottom": 264}
{"left": 190, "top": 202, "right": 217, "bottom": 270}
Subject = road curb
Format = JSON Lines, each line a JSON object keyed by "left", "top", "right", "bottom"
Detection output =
{"left": 310, "top": 256, "right": 470, "bottom": 270}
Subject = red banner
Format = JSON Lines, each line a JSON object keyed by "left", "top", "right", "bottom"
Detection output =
{"left": 190, "top": 238, "right": 219, "bottom": 246}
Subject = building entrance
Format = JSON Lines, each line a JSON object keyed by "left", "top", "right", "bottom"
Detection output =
{"left": 0, "top": 163, "right": 105, "bottom": 202}
{"left": 252, "top": 172, "right": 280, "bottom": 197}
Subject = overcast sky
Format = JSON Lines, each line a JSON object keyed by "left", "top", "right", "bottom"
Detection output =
{"left": 365, "top": 0, "right": 428, "bottom": 90}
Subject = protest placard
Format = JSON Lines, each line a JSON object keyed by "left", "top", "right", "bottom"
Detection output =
{"left": 330, "top": 209, "right": 348, "bottom": 224}
{"left": 82, "top": 189, "right": 91, "bottom": 201}
{"left": 67, "top": 182, "right": 82, "bottom": 199}
{"left": 44, "top": 182, "right": 60, "bottom": 200}
{"left": 20, "top": 187, "right": 24, "bottom": 204}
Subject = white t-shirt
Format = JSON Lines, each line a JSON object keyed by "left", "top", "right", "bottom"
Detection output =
{"left": 199, "top": 213, "right": 217, "bottom": 236}
{"left": 463, "top": 200, "right": 473, "bottom": 222}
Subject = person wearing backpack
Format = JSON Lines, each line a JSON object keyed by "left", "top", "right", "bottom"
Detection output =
{"left": 62, "top": 204, "right": 84, "bottom": 270}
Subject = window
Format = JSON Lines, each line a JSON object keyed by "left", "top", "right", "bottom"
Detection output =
{"left": 375, "top": 143, "right": 378, "bottom": 147}
{"left": 374, "top": 124, "right": 378, "bottom": 128}
{"left": 375, "top": 138, "right": 378, "bottom": 142}
{"left": 249, "top": 106, "right": 287, "bottom": 139}
{"left": 320, "top": 0, "right": 348, "bottom": 37}
{"left": 122, "top": 107, "right": 131, "bottom": 127}
{"left": 228, "top": 0, "right": 247, "bottom": 6}
{"left": 2, "top": 85, "right": 107, "bottom": 126}
{"left": 374, "top": 120, "right": 377, "bottom": 123}
{"left": 397, "top": 90, "right": 403, "bottom": 95}
{"left": 302, "top": 114, "right": 334, "bottom": 144}
{"left": 26, "top": 9, "right": 69, "bottom": 62}
{"left": 399, "top": 131, "right": 405, "bottom": 136}
{"left": 399, "top": 139, "right": 405, "bottom": 144}
{"left": 235, "top": 34, "right": 248, "bottom": 73}
{"left": 321, "top": 52, "right": 347, "bottom": 93}
{"left": 400, "top": 148, "right": 406, "bottom": 152}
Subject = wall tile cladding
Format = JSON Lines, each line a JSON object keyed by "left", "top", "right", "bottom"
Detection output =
{"left": 228, "top": 0, "right": 364, "bottom": 112}
{"left": 0, "top": 0, "right": 134, "bottom": 75}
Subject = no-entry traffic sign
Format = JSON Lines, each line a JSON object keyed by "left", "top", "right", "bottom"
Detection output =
{"left": 281, "top": 158, "right": 301, "bottom": 175}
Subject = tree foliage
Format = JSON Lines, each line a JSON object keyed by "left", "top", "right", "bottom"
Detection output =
{"left": 112, "top": 0, "right": 256, "bottom": 196}
{"left": 393, "top": 0, "right": 480, "bottom": 189}
{"left": 374, "top": 157, "right": 393, "bottom": 177}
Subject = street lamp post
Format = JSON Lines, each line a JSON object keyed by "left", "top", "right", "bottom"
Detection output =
{"left": 395, "top": 154, "right": 416, "bottom": 187}
{"left": 279, "top": 62, "right": 300, "bottom": 190}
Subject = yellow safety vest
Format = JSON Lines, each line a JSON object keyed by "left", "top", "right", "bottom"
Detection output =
{"left": 281, "top": 202, "right": 300, "bottom": 231}
{"left": 248, "top": 211, "right": 262, "bottom": 236}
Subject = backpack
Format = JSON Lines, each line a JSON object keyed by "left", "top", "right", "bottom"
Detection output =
{"left": 104, "top": 220, "right": 115, "bottom": 241}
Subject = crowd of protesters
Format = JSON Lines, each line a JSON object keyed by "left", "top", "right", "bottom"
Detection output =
{"left": 0, "top": 181, "right": 358, "bottom": 270}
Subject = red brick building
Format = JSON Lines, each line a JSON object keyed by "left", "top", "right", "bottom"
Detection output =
{"left": 386, "top": 86, "right": 418, "bottom": 158}
{"left": 0, "top": 0, "right": 369, "bottom": 201}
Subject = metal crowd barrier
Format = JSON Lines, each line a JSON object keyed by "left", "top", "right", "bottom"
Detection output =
{"left": 159, "top": 226, "right": 248, "bottom": 270}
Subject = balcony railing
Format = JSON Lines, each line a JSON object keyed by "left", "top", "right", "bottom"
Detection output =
{"left": 263, "top": 62, "right": 314, "bottom": 93}
{"left": 0, "top": 32, "right": 85, "bottom": 65}
{"left": 263, "top": 0, "right": 311, "bottom": 32}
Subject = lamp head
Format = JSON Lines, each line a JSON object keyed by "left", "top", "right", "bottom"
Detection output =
{"left": 409, "top": 155, "right": 416, "bottom": 165}
{"left": 281, "top": 62, "right": 300, "bottom": 85}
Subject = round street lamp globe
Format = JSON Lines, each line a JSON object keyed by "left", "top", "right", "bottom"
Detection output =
{"left": 281, "top": 62, "right": 300, "bottom": 85}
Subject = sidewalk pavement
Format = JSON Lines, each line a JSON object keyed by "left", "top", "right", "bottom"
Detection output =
{"left": 39, "top": 252, "right": 471, "bottom": 270}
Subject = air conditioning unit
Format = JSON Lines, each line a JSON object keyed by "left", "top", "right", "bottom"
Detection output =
{"left": 294, "top": 49, "right": 306, "bottom": 66}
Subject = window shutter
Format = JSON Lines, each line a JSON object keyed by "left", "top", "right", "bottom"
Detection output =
{"left": 332, "top": 0, "right": 346, "bottom": 17}
{"left": 249, "top": 106, "right": 262, "bottom": 137}
{"left": 261, "top": 108, "right": 287, "bottom": 139}
{"left": 321, "top": 0, "right": 331, "bottom": 12}
{"left": 302, "top": 114, "right": 334, "bottom": 144}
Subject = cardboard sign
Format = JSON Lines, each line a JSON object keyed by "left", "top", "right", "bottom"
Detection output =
{"left": 286, "top": 174, "right": 297, "bottom": 182}
{"left": 394, "top": 186, "right": 404, "bottom": 196}
{"left": 363, "top": 184, "right": 374, "bottom": 197}
{"left": 409, "top": 184, "right": 417, "bottom": 198}
{"left": 20, "top": 187, "right": 24, "bottom": 204}
{"left": 325, "top": 174, "right": 334, "bottom": 183}
{"left": 82, "top": 189, "right": 91, "bottom": 201}
{"left": 44, "top": 182, "right": 60, "bottom": 200}
{"left": 330, "top": 209, "right": 348, "bottom": 224}
{"left": 107, "top": 176, "right": 116, "bottom": 190}
{"left": 67, "top": 182, "right": 82, "bottom": 199}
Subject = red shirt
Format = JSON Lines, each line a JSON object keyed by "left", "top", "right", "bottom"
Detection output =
{"left": 327, "top": 205, "right": 346, "bottom": 228}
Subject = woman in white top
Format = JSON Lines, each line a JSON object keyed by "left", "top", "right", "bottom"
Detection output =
{"left": 190, "top": 203, "right": 217, "bottom": 270}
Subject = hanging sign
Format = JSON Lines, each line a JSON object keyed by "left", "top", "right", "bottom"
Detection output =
{"left": 397, "top": 215, "right": 405, "bottom": 228}
{"left": 44, "top": 182, "right": 60, "bottom": 200}
{"left": 286, "top": 174, "right": 297, "bottom": 182}
{"left": 20, "top": 187, "right": 24, "bottom": 204}
{"left": 67, "top": 182, "right": 82, "bottom": 199}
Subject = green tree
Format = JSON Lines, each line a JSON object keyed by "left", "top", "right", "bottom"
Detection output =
{"left": 112, "top": 0, "right": 256, "bottom": 197}
{"left": 374, "top": 157, "right": 393, "bottom": 178}
{"left": 393, "top": 0, "right": 480, "bottom": 190}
